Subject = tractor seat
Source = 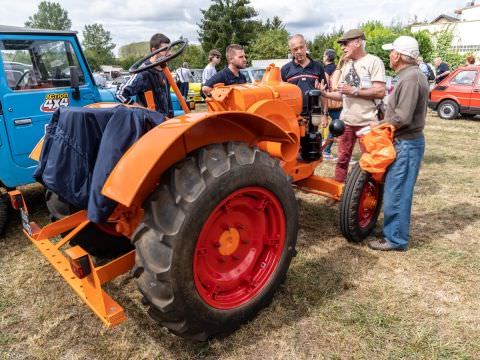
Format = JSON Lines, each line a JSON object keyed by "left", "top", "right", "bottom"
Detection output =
{"left": 34, "top": 105, "right": 165, "bottom": 223}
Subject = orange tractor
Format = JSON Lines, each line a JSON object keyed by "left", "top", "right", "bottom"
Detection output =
{"left": 9, "top": 40, "right": 382, "bottom": 340}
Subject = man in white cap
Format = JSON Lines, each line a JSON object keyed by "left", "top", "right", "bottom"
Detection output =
{"left": 368, "top": 36, "right": 429, "bottom": 251}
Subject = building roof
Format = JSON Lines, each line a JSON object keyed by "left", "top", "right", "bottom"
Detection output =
{"left": 431, "top": 14, "right": 459, "bottom": 24}
{"left": 0, "top": 24, "right": 76, "bottom": 36}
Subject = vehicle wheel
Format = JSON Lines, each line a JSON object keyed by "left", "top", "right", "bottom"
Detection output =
{"left": 437, "top": 100, "right": 459, "bottom": 120}
{"left": 133, "top": 142, "right": 298, "bottom": 341}
{"left": 0, "top": 189, "right": 9, "bottom": 236}
{"left": 339, "top": 164, "right": 383, "bottom": 243}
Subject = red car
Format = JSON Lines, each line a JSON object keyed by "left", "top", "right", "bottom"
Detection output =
{"left": 429, "top": 65, "right": 480, "bottom": 119}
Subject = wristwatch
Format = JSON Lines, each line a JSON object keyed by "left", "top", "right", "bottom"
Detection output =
{"left": 352, "top": 87, "right": 359, "bottom": 96}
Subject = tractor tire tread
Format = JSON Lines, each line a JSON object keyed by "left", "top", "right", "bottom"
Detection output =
{"left": 133, "top": 142, "right": 298, "bottom": 340}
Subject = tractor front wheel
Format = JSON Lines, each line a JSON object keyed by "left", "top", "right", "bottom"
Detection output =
{"left": 339, "top": 164, "right": 383, "bottom": 242}
{"left": 133, "top": 142, "right": 298, "bottom": 340}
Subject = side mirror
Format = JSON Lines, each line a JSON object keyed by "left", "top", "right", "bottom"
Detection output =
{"left": 70, "top": 66, "right": 80, "bottom": 100}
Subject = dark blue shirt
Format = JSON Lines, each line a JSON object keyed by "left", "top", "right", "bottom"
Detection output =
{"left": 324, "top": 62, "right": 336, "bottom": 76}
{"left": 435, "top": 62, "right": 450, "bottom": 84}
{"left": 281, "top": 58, "right": 327, "bottom": 114}
{"left": 205, "top": 66, "right": 247, "bottom": 88}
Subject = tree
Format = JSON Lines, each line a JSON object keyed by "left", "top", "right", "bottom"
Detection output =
{"left": 25, "top": 1, "right": 72, "bottom": 30}
{"left": 431, "top": 27, "right": 464, "bottom": 69}
{"left": 248, "top": 28, "right": 289, "bottom": 60}
{"left": 82, "top": 24, "right": 116, "bottom": 70}
{"left": 119, "top": 41, "right": 149, "bottom": 59}
{"left": 198, "top": 0, "right": 261, "bottom": 66}
{"left": 169, "top": 44, "right": 206, "bottom": 70}
{"left": 309, "top": 28, "right": 343, "bottom": 61}
{"left": 264, "top": 16, "right": 285, "bottom": 31}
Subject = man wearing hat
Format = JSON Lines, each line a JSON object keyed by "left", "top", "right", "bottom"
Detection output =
{"left": 320, "top": 29, "right": 386, "bottom": 187}
{"left": 368, "top": 36, "right": 429, "bottom": 251}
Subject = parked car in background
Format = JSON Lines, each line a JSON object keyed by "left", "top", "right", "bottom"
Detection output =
{"left": 188, "top": 68, "right": 203, "bottom": 102}
{"left": 240, "top": 67, "right": 265, "bottom": 83}
{"left": 429, "top": 65, "right": 480, "bottom": 119}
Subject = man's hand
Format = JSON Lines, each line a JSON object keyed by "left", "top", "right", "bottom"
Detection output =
{"left": 338, "top": 82, "right": 356, "bottom": 95}
{"left": 315, "top": 79, "right": 328, "bottom": 93}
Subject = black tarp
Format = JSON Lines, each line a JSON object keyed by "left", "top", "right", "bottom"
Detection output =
{"left": 34, "top": 105, "right": 165, "bottom": 223}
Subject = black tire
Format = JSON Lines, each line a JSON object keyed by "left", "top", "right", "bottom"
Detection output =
{"left": 437, "top": 100, "right": 459, "bottom": 120}
{"left": 133, "top": 142, "right": 298, "bottom": 341}
{"left": 0, "top": 190, "right": 9, "bottom": 236}
{"left": 339, "top": 163, "right": 383, "bottom": 242}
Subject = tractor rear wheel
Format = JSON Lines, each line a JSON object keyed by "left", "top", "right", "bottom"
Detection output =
{"left": 0, "top": 189, "right": 9, "bottom": 235}
{"left": 339, "top": 163, "right": 383, "bottom": 242}
{"left": 133, "top": 142, "right": 298, "bottom": 340}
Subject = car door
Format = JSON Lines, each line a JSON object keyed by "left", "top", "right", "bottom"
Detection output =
{"left": 446, "top": 69, "right": 477, "bottom": 110}
{"left": 468, "top": 70, "right": 480, "bottom": 110}
{"left": 0, "top": 35, "right": 99, "bottom": 175}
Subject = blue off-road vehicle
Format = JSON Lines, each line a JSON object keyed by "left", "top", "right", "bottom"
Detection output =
{"left": 0, "top": 25, "right": 182, "bottom": 234}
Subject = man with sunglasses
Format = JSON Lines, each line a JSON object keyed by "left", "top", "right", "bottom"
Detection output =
{"left": 116, "top": 33, "right": 174, "bottom": 117}
{"left": 320, "top": 29, "right": 386, "bottom": 186}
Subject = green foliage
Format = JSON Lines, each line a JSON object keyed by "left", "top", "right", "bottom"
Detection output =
{"left": 119, "top": 42, "right": 149, "bottom": 59}
{"left": 411, "top": 30, "right": 434, "bottom": 63}
{"left": 264, "top": 16, "right": 285, "bottom": 31}
{"left": 309, "top": 28, "right": 343, "bottom": 61}
{"left": 117, "top": 56, "right": 137, "bottom": 71}
{"left": 169, "top": 44, "right": 206, "bottom": 70}
{"left": 82, "top": 24, "right": 116, "bottom": 71}
{"left": 198, "top": 0, "right": 261, "bottom": 66}
{"left": 431, "top": 28, "right": 464, "bottom": 70}
{"left": 248, "top": 28, "right": 289, "bottom": 60}
{"left": 24, "top": 1, "right": 72, "bottom": 30}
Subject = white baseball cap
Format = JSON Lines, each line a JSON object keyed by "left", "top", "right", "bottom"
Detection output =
{"left": 382, "top": 36, "right": 420, "bottom": 59}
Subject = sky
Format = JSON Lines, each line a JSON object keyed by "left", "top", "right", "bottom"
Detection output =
{"left": 0, "top": 0, "right": 469, "bottom": 53}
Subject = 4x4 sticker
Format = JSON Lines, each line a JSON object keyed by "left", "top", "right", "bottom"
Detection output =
{"left": 40, "top": 92, "right": 70, "bottom": 112}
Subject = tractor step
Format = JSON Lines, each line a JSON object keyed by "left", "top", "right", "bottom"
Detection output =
{"left": 8, "top": 190, "right": 134, "bottom": 328}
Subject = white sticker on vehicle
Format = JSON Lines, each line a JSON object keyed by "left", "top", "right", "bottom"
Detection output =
{"left": 40, "top": 92, "right": 70, "bottom": 112}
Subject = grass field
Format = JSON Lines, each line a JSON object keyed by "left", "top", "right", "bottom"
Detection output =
{"left": 1, "top": 111, "right": 479, "bottom": 359}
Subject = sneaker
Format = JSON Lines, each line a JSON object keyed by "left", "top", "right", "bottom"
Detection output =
{"left": 368, "top": 239, "right": 407, "bottom": 252}
{"left": 323, "top": 152, "right": 332, "bottom": 159}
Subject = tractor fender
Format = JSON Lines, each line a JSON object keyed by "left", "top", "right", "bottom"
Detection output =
{"left": 102, "top": 110, "right": 299, "bottom": 208}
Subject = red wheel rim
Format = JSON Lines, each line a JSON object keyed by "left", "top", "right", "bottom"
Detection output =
{"left": 357, "top": 178, "right": 380, "bottom": 228}
{"left": 193, "top": 187, "right": 286, "bottom": 309}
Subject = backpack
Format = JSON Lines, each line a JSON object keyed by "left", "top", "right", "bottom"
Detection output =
{"left": 426, "top": 64, "right": 435, "bottom": 81}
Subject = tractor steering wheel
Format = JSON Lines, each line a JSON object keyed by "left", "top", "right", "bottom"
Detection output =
{"left": 129, "top": 39, "right": 188, "bottom": 74}
{"left": 14, "top": 70, "right": 32, "bottom": 90}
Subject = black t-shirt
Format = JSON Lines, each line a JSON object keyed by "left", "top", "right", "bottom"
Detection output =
{"left": 204, "top": 66, "right": 247, "bottom": 88}
{"left": 436, "top": 62, "right": 450, "bottom": 83}
{"left": 281, "top": 58, "right": 327, "bottom": 114}
{"left": 324, "top": 62, "right": 336, "bottom": 76}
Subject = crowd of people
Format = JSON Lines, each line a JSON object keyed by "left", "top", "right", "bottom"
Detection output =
{"left": 114, "top": 28, "right": 473, "bottom": 252}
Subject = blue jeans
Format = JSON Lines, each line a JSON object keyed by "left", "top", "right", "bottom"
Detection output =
{"left": 383, "top": 135, "right": 425, "bottom": 249}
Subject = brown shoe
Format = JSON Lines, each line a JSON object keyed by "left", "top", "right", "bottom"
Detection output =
{"left": 368, "top": 239, "right": 407, "bottom": 252}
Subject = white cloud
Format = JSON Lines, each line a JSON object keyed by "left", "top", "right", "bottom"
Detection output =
{"left": 0, "top": 0, "right": 468, "bottom": 53}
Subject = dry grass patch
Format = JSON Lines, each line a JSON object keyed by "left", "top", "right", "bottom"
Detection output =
{"left": 1, "top": 112, "right": 479, "bottom": 359}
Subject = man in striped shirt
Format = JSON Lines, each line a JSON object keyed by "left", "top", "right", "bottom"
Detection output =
{"left": 116, "top": 33, "right": 173, "bottom": 118}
